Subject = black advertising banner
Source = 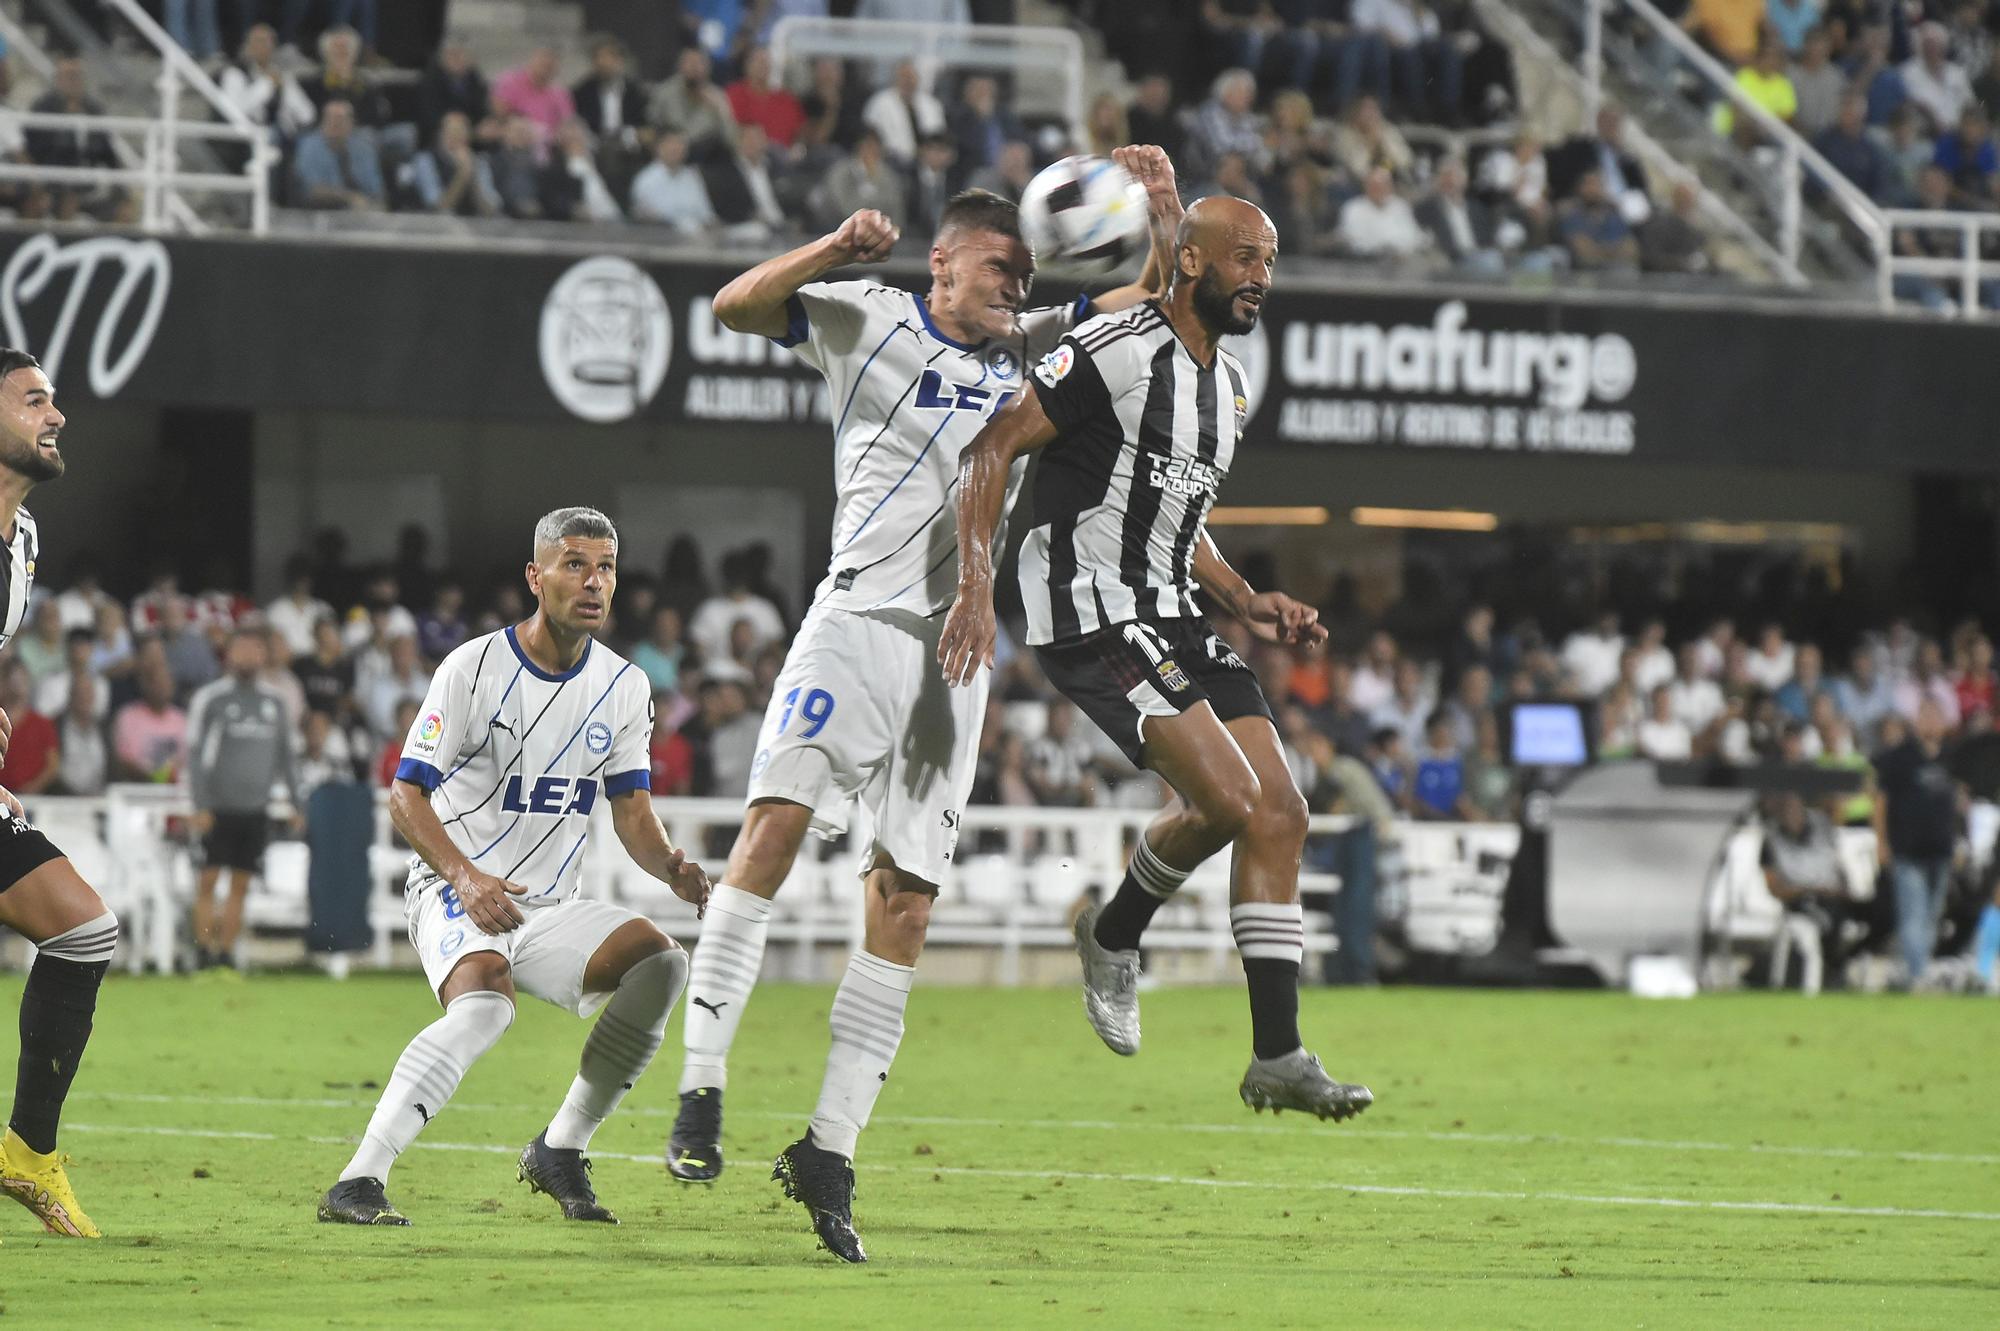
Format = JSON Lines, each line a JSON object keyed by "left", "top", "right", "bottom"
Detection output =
{"left": 3, "top": 226, "right": 1996, "bottom": 474}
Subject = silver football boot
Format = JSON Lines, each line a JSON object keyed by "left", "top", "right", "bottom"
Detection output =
{"left": 1239, "top": 1049, "right": 1374, "bottom": 1121}
{"left": 1073, "top": 904, "right": 1142, "bottom": 1055}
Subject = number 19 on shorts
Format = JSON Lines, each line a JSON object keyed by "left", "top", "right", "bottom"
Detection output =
{"left": 777, "top": 687, "right": 835, "bottom": 738}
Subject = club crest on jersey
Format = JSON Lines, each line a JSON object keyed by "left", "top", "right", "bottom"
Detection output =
{"left": 413, "top": 710, "right": 445, "bottom": 754}
{"left": 501, "top": 774, "right": 599, "bottom": 816}
{"left": 1158, "top": 658, "right": 1191, "bottom": 691}
{"left": 987, "top": 347, "right": 1017, "bottom": 380}
{"left": 1034, "top": 344, "right": 1075, "bottom": 387}
{"left": 1234, "top": 394, "right": 1248, "bottom": 425}
{"left": 585, "top": 720, "right": 613, "bottom": 754}
{"left": 913, "top": 368, "right": 1012, "bottom": 414}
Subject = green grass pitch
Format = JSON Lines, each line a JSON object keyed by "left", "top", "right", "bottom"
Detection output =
{"left": 1, "top": 973, "right": 1995, "bottom": 1328}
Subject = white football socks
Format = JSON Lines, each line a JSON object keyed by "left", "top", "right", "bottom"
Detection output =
{"left": 678, "top": 884, "right": 773, "bottom": 1094}
{"left": 807, "top": 950, "right": 914, "bottom": 1161}
{"left": 340, "top": 989, "right": 514, "bottom": 1183}
{"left": 545, "top": 948, "right": 689, "bottom": 1151}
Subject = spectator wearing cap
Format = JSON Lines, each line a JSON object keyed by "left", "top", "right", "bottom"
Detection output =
{"left": 630, "top": 130, "right": 718, "bottom": 232}
{"left": 726, "top": 45, "right": 806, "bottom": 149}
{"left": 1902, "top": 21, "right": 1974, "bottom": 134}
{"left": 492, "top": 46, "right": 576, "bottom": 150}
{"left": 863, "top": 59, "right": 946, "bottom": 166}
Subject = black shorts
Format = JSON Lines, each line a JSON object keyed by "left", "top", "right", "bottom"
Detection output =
{"left": 0, "top": 814, "right": 65, "bottom": 894}
{"left": 202, "top": 812, "right": 270, "bottom": 873}
{"left": 1034, "top": 615, "right": 1275, "bottom": 767}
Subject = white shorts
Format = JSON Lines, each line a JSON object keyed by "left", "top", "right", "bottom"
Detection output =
{"left": 745, "top": 603, "right": 986, "bottom": 886}
{"left": 405, "top": 877, "right": 647, "bottom": 1017}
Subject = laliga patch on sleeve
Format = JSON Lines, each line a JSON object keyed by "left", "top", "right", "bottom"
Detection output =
{"left": 1034, "top": 343, "right": 1075, "bottom": 388}
{"left": 412, "top": 710, "right": 445, "bottom": 756}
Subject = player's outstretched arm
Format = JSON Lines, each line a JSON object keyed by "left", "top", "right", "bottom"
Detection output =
{"left": 1192, "top": 530, "right": 1328, "bottom": 648}
{"left": 1091, "top": 145, "right": 1185, "bottom": 315}
{"left": 711, "top": 209, "right": 901, "bottom": 338}
{"left": 939, "top": 391, "right": 1061, "bottom": 686}
{"left": 388, "top": 779, "right": 529, "bottom": 935}
{"left": 610, "top": 791, "right": 712, "bottom": 916}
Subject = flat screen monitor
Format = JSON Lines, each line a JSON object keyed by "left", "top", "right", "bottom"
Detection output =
{"left": 1509, "top": 702, "right": 1591, "bottom": 767}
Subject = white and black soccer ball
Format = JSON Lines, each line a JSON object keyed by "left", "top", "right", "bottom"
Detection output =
{"left": 1018, "top": 155, "right": 1149, "bottom": 273}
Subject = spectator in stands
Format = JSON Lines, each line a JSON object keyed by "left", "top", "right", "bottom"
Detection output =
{"left": 1371, "top": 657, "right": 1434, "bottom": 752}
{"left": 1201, "top": 2, "right": 1292, "bottom": 85}
{"left": 1742, "top": 623, "right": 1794, "bottom": 692}
{"left": 1561, "top": 611, "right": 1623, "bottom": 698}
{"left": 374, "top": 700, "right": 419, "bottom": 786}
{"left": 726, "top": 45, "right": 805, "bottom": 150}
{"left": 1126, "top": 74, "right": 1189, "bottom": 166}
{"left": 1084, "top": 91, "right": 1129, "bottom": 159}
{"left": 1879, "top": 104, "right": 1934, "bottom": 205}
{"left": 294, "top": 618, "right": 352, "bottom": 721}
{"left": 1269, "top": 160, "right": 1339, "bottom": 255}
{"left": 1415, "top": 156, "right": 1498, "bottom": 272}
{"left": 221, "top": 23, "right": 316, "bottom": 145}
{"left": 1027, "top": 700, "right": 1097, "bottom": 807}
{"left": 1209, "top": 150, "right": 1267, "bottom": 206}
{"left": 540, "top": 116, "right": 623, "bottom": 221}
{"left": 296, "top": 709, "right": 356, "bottom": 800}
{"left": 1411, "top": 712, "right": 1471, "bottom": 819}
{"left": 907, "top": 132, "right": 959, "bottom": 236}
{"left": 293, "top": 98, "right": 386, "bottom": 211}
{"left": 1931, "top": 104, "right": 1998, "bottom": 205}
{"left": 417, "top": 34, "right": 496, "bottom": 148}
{"left": 265, "top": 556, "right": 330, "bottom": 658}
{"left": 800, "top": 57, "right": 865, "bottom": 155}
{"left": 0, "top": 661, "right": 57, "bottom": 797}
{"left": 13, "top": 599, "right": 64, "bottom": 683}
{"left": 633, "top": 606, "right": 687, "bottom": 695}
{"left": 969, "top": 138, "right": 1034, "bottom": 202}
{"left": 158, "top": 597, "right": 220, "bottom": 699}
{"left": 1834, "top": 642, "right": 1894, "bottom": 744}
{"left": 1717, "top": 37, "right": 1798, "bottom": 146}
{"left": 1874, "top": 698, "right": 1960, "bottom": 985}
{"left": 52, "top": 673, "right": 106, "bottom": 798}
{"left": 301, "top": 26, "right": 390, "bottom": 130}
{"left": 690, "top": 550, "right": 786, "bottom": 665}
{"left": 25, "top": 57, "right": 121, "bottom": 222}
{"left": 407, "top": 110, "right": 501, "bottom": 216}
{"left": 1813, "top": 91, "right": 1891, "bottom": 200}
{"left": 700, "top": 678, "right": 760, "bottom": 799}
{"left": 1896, "top": 638, "right": 1962, "bottom": 726}
{"left": 572, "top": 34, "right": 647, "bottom": 158}
{"left": 113, "top": 649, "right": 187, "bottom": 783}
{"left": 1552, "top": 168, "right": 1632, "bottom": 271}
{"left": 1682, "top": 0, "right": 1768, "bottom": 67}
{"left": 488, "top": 114, "right": 547, "bottom": 219}
{"left": 630, "top": 130, "right": 717, "bottom": 232}
{"left": 1460, "top": 712, "right": 1515, "bottom": 820}
{"left": 1668, "top": 641, "right": 1726, "bottom": 734}
{"left": 33, "top": 627, "right": 106, "bottom": 725}
{"left": 355, "top": 632, "right": 426, "bottom": 740}
{"left": 810, "top": 126, "right": 908, "bottom": 228}
{"left": 1791, "top": 26, "right": 1845, "bottom": 137}
{"left": 705, "top": 121, "right": 787, "bottom": 238}
{"left": 1637, "top": 683, "right": 1695, "bottom": 759}
{"left": 1549, "top": 105, "right": 1649, "bottom": 217}
{"left": 1954, "top": 634, "right": 1996, "bottom": 719}
{"left": 1766, "top": 0, "right": 1820, "bottom": 57}
{"left": 1776, "top": 643, "right": 1831, "bottom": 721}
{"left": 1640, "top": 178, "right": 1713, "bottom": 275}
{"left": 91, "top": 602, "right": 134, "bottom": 688}
{"left": 492, "top": 45, "right": 576, "bottom": 151}
{"left": 947, "top": 74, "right": 1024, "bottom": 181}
{"left": 1366, "top": 725, "right": 1413, "bottom": 809}
{"left": 1478, "top": 130, "right": 1552, "bottom": 244}
{"left": 863, "top": 59, "right": 946, "bottom": 167}
{"left": 1437, "top": 663, "right": 1491, "bottom": 754}
{"left": 1336, "top": 165, "right": 1428, "bottom": 258}
{"left": 1332, "top": 93, "right": 1413, "bottom": 182}
{"left": 1352, "top": 0, "right": 1462, "bottom": 123}
{"left": 1194, "top": 68, "right": 1267, "bottom": 175}
{"left": 1351, "top": 630, "right": 1398, "bottom": 712}
{"left": 650, "top": 46, "right": 737, "bottom": 160}
{"left": 1903, "top": 22, "right": 1974, "bottom": 135}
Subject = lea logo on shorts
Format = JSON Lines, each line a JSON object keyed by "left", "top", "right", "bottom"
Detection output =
{"left": 500, "top": 774, "right": 599, "bottom": 816}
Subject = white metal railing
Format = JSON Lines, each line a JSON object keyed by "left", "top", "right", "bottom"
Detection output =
{"left": 0, "top": 110, "right": 265, "bottom": 231}
{"left": 1876, "top": 209, "right": 2000, "bottom": 313}
{"left": 770, "top": 16, "right": 1085, "bottom": 142}
{"left": 1472, "top": 0, "right": 1801, "bottom": 286}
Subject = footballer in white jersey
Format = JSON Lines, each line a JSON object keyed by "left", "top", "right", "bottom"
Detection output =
{"left": 665, "top": 151, "right": 1185, "bottom": 1263}
{"left": 319, "top": 507, "right": 710, "bottom": 1229}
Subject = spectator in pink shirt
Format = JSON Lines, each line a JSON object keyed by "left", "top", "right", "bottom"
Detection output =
{"left": 491, "top": 46, "right": 575, "bottom": 148}
{"left": 113, "top": 647, "right": 189, "bottom": 783}
{"left": 726, "top": 46, "right": 805, "bottom": 148}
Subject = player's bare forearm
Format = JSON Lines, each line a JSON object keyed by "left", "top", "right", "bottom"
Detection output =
{"left": 389, "top": 780, "right": 477, "bottom": 890}
{"left": 1192, "top": 530, "right": 1255, "bottom": 620}
{"left": 1194, "top": 530, "right": 1327, "bottom": 647}
{"left": 611, "top": 791, "right": 712, "bottom": 913}
{"left": 1094, "top": 145, "right": 1184, "bottom": 313}
{"left": 940, "top": 392, "right": 1059, "bottom": 684}
{"left": 713, "top": 209, "right": 900, "bottom": 337}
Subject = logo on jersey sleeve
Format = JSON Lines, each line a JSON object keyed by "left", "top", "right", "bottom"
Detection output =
{"left": 1034, "top": 344, "right": 1075, "bottom": 387}
{"left": 585, "top": 721, "right": 613, "bottom": 754}
{"left": 412, "top": 710, "right": 445, "bottom": 756}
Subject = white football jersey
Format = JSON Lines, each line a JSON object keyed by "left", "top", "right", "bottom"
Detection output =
{"left": 396, "top": 626, "right": 652, "bottom": 907}
{"left": 0, "top": 506, "right": 40, "bottom": 652}
{"left": 777, "top": 282, "right": 1087, "bottom": 616}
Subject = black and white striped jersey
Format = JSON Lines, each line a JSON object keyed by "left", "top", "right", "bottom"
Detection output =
{"left": 1017, "top": 301, "right": 1246, "bottom": 646}
{"left": 0, "top": 507, "right": 40, "bottom": 653}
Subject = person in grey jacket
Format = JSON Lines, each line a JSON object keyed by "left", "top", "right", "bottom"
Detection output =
{"left": 186, "top": 628, "right": 302, "bottom": 970}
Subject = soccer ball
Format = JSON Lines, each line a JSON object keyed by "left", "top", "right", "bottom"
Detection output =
{"left": 1018, "top": 155, "right": 1149, "bottom": 272}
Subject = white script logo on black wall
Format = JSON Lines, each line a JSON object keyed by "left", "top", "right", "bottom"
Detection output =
{"left": 540, "top": 257, "right": 672, "bottom": 423}
{"left": 0, "top": 235, "right": 171, "bottom": 398}
{"left": 682, "top": 296, "right": 830, "bottom": 423}
{"left": 1274, "top": 301, "right": 1638, "bottom": 455}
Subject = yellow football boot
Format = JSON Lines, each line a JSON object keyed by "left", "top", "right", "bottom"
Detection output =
{"left": 0, "top": 1127, "right": 102, "bottom": 1237}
